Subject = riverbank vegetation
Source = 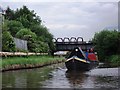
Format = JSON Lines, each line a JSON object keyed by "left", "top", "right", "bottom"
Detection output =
{"left": 1, "top": 56, "right": 65, "bottom": 71}
{"left": 92, "top": 30, "right": 120, "bottom": 66}
{"left": 2, "top": 6, "right": 55, "bottom": 54}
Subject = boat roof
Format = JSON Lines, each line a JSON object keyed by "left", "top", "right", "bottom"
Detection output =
{"left": 67, "top": 47, "right": 87, "bottom": 59}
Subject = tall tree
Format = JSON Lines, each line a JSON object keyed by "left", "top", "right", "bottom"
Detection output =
{"left": 16, "top": 28, "right": 37, "bottom": 40}
{"left": 15, "top": 6, "right": 41, "bottom": 28}
{"left": 92, "top": 30, "right": 119, "bottom": 61}
{"left": 2, "top": 31, "right": 16, "bottom": 52}
{"left": 5, "top": 7, "right": 15, "bottom": 20}
{"left": 30, "top": 25, "right": 55, "bottom": 52}
{"left": 4, "top": 6, "right": 55, "bottom": 53}
{"left": 7, "top": 20, "right": 24, "bottom": 36}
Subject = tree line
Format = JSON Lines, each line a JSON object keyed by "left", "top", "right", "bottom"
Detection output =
{"left": 92, "top": 30, "right": 120, "bottom": 64}
{"left": 2, "top": 6, "right": 55, "bottom": 54}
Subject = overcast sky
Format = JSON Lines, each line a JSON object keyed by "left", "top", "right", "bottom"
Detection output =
{"left": 1, "top": 0, "right": 118, "bottom": 41}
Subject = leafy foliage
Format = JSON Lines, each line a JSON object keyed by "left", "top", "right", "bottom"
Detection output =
{"left": 7, "top": 20, "right": 24, "bottom": 36}
{"left": 16, "top": 28, "right": 37, "bottom": 40}
{"left": 14, "top": 6, "right": 41, "bottom": 28}
{"left": 92, "top": 30, "right": 119, "bottom": 61}
{"left": 30, "top": 24, "right": 55, "bottom": 52}
{"left": 2, "top": 20, "right": 9, "bottom": 32}
{"left": 2, "top": 31, "right": 16, "bottom": 52}
{"left": 28, "top": 41, "right": 49, "bottom": 53}
{"left": 30, "top": 25, "right": 48, "bottom": 38}
{"left": 3, "top": 6, "right": 55, "bottom": 53}
{"left": 108, "top": 55, "right": 120, "bottom": 66}
{"left": 4, "top": 7, "right": 15, "bottom": 20}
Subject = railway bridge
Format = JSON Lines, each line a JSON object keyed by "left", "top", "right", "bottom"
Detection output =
{"left": 53, "top": 37, "right": 94, "bottom": 52}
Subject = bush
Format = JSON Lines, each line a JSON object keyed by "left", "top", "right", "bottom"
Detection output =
{"left": 2, "top": 31, "right": 16, "bottom": 52}
{"left": 108, "top": 55, "right": 120, "bottom": 66}
{"left": 8, "top": 20, "right": 24, "bottom": 36}
{"left": 27, "top": 40, "right": 49, "bottom": 53}
{"left": 16, "top": 28, "right": 37, "bottom": 40}
{"left": 3, "top": 6, "right": 55, "bottom": 53}
{"left": 92, "top": 30, "right": 119, "bottom": 61}
{"left": 30, "top": 25, "right": 55, "bottom": 52}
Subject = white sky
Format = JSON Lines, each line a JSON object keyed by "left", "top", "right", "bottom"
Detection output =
{"left": 1, "top": 0, "right": 118, "bottom": 41}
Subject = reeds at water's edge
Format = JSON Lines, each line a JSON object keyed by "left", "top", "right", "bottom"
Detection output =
{"left": 1, "top": 56, "right": 65, "bottom": 72}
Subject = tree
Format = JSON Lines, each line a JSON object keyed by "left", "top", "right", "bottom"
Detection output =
{"left": 15, "top": 6, "right": 41, "bottom": 28}
{"left": 92, "top": 30, "right": 119, "bottom": 61}
{"left": 7, "top": 20, "right": 24, "bottom": 36}
{"left": 5, "top": 7, "right": 15, "bottom": 20}
{"left": 30, "top": 25, "right": 48, "bottom": 38}
{"left": 16, "top": 28, "right": 37, "bottom": 40}
{"left": 16, "top": 28, "right": 38, "bottom": 52}
{"left": 2, "top": 20, "right": 16, "bottom": 52}
{"left": 15, "top": 28, "right": 49, "bottom": 53}
{"left": 28, "top": 41, "right": 49, "bottom": 53}
{"left": 2, "top": 20, "right": 9, "bottom": 32}
{"left": 4, "top": 6, "right": 55, "bottom": 53}
{"left": 30, "top": 25, "right": 55, "bottom": 53}
{"left": 2, "top": 31, "right": 16, "bottom": 52}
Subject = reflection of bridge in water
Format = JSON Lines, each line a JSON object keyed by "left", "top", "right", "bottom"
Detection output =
{"left": 53, "top": 37, "right": 94, "bottom": 52}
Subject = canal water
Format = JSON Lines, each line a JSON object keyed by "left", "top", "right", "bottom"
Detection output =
{"left": 2, "top": 63, "right": 119, "bottom": 89}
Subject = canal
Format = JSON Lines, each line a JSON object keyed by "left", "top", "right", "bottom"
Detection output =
{"left": 2, "top": 62, "right": 119, "bottom": 89}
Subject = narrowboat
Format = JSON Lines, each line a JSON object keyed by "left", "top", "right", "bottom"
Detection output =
{"left": 65, "top": 47, "right": 98, "bottom": 71}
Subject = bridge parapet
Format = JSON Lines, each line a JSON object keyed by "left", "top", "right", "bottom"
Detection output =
{"left": 64, "top": 37, "right": 70, "bottom": 42}
{"left": 53, "top": 37, "right": 84, "bottom": 43}
{"left": 52, "top": 37, "right": 93, "bottom": 52}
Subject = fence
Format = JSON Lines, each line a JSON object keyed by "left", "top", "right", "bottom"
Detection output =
{"left": 13, "top": 38, "right": 28, "bottom": 50}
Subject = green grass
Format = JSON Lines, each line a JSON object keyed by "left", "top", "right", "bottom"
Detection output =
{"left": 1, "top": 56, "right": 65, "bottom": 70}
{"left": 108, "top": 55, "right": 120, "bottom": 66}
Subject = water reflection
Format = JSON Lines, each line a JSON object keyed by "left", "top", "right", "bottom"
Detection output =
{"left": 65, "top": 69, "right": 119, "bottom": 88}
{"left": 65, "top": 71, "right": 86, "bottom": 88}
{"left": 2, "top": 66, "right": 54, "bottom": 88}
{"left": 93, "top": 76, "right": 119, "bottom": 88}
{"left": 41, "top": 64, "right": 71, "bottom": 88}
{"left": 2, "top": 63, "right": 119, "bottom": 89}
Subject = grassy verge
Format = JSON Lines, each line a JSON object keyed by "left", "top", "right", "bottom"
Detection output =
{"left": 1, "top": 56, "right": 65, "bottom": 71}
{"left": 107, "top": 55, "right": 120, "bottom": 67}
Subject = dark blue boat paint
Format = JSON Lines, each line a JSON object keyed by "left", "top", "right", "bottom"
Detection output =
{"left": 65, "top": 47, "right": 98, "bottom": 71}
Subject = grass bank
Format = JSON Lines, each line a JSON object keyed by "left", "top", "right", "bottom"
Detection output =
{"left": 102, "top": 55, "right": 120, "bottom": 67}
{"left": 1, "top": 56, "right": 65, "bottom": 72}
{"left": 107, "top": 55, "right": 120, "bottom": 67}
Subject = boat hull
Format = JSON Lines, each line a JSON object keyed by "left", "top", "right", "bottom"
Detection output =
{"left": 65, "top": 59, "right": 90, "bottom": 71}
{"left": 65, "top": 47, "right": 99, "bottom": 71}
{"left": 65, "top": 59, "right": 99, "bottom": 71}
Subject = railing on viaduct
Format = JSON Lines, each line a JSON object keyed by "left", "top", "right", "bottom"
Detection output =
{"left": 53, "top": 37, "right": 93, "bottom": 52}
{"left": 53, "top": 37, "right": 84, "bottom": 43}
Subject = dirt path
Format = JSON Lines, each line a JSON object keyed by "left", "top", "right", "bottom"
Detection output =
{"left": 0, "top": 52, "right": 48, "bottom": 57}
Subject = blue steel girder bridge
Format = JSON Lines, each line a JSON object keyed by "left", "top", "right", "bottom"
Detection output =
{"left": 53, "top": 37, "right": 94, "bottom": 52}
